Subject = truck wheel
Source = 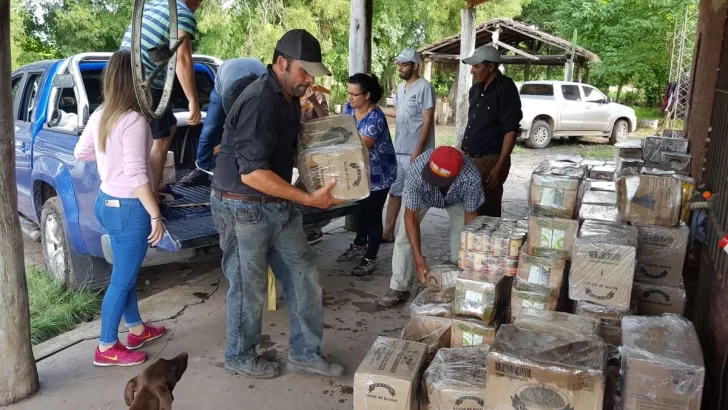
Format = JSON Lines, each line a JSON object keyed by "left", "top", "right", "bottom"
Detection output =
{"left": 40, "top": 197, "right": 72, "bottom": 287}
{"left": 610, "top": 119, "right": 629, "bottom": 144}
{"left": 526, "top": 120, "right": 552, "bottom": 149}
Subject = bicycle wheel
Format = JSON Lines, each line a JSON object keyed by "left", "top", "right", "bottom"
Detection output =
{"left": 130, "top": 0, "right": 179, "bottom": 119}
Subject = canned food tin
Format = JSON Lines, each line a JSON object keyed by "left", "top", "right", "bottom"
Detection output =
{"left": 492, "top": 232, "right": 509, "bottom": 257}
{"left": 472, "top": 252, "right": 488, "bottom": 271}
{"left": 509, "top": 234, "right": 524, "bottom": 258}
{"left": 458, "top": 249, "right": 466, "bottom": 268}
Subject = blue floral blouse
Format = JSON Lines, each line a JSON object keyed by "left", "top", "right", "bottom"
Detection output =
{"left": 343, "top": 103, "right": 398, "bottom": 191}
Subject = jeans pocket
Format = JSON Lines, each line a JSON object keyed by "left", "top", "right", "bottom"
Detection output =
{"left": 231, "top": 202, "right": 262, "bottom": 225}
{"left": 101, "top": 204, "right": 130, "bottom": 232}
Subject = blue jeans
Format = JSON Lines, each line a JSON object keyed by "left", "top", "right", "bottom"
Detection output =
{"left": 95, "top": 191, "right": 150, "bottom": 346}
{"left": 210, "top": 192, "right": 324, "bottom": 363}
{"left": 196, "top": 89, "right": 225, "bottom": 171}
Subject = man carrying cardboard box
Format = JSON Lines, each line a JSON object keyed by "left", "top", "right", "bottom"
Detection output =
{"left": 379, "top": 146, "right": 484, "bottom": 307}
{"left": 211, "top": 29, "right": 344, "bottom": 379}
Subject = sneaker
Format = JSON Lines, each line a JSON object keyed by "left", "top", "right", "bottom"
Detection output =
{"left": 307, "top": 230, "right": 324, "bottom": 245}
{"left": 378, "top": 289, "right": 410, "bottom": 307}
{"left": 127, "top": 323, "right": 167, "bottom": 350}
{"left": 94, "top": 342, "right": 147, "bottom": 367}
{"left": 179, "top": 169, "right": 210, "bottom": 187}
{"left": 225, "top": 355, "right": 280, "bottom": 379}
{"left": 287, "top": 354, "right": 345, "bottom": 378}
{"left": 336, "top": 244, "right": 368, "bottom": 262}
{"left": 351, "top": 258, "right": 377, "bottom": 277}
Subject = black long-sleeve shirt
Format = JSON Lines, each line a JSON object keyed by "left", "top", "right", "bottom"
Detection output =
{"left": 461, "top": 73, "right": 523, "bottom": 156}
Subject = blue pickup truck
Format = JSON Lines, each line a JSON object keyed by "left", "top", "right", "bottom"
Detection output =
{"left": 11, "top": 52, "right": 357, "bottom": 289}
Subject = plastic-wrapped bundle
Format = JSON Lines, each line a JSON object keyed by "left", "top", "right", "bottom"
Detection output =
{"left": 617, "top": 175, "right": 682, "bottom": 226}
{"left": 513, "top": 308, "right": 601, "bottom": 340}
{"left": 589, "top": 165, "right": 616, "bottom": 181}
{"left": 635, "top": 223, "right": 689, "bottom": 286}
{"left": 631, "top": 282, "right": 686, "bottom": 316}
{"left": 409, "top": 288, "right": 455, "bottom": 318}
{"left": 425, "top": 265, "right": 462, "bottom": 290}
{"left": 529, "top": 160, "right": 586, "bottom": 219}
{"left": 485, "top": 324, "right": 608, "bottom": 410}
{"left": 453, "top": 270, "right": 506, "bottom": 324}
{"left": 298, "top": 115, "right": 371, "bottom": 201}
{"left": 643, "top": 136, "right": 689, "bottom": 163}
{"left": 615, "top": 140, "right": 644, "bottom": 159}
{"left": 616, "top": 156, "right": 645, "bottom": 177}
{"left": 423, "top": 346, "right": 490, "bottom": 410}
{"left": 450, "top": 317, "right": 497, "bottom": 347}
{"left": 621, "top": 315, "right": 705, "bottom": 410}
{"left": 574, "top": 301, "right": 635, "bottom": 346}
{"left": 511, "top": 279, "right": 559, "bottom": 322}
{"left": 527, "top": 216, "right": 579, "bottom": 259}
{"left": 516, "top": 250, "right": 565, "bottom": 298}
{"left": 400, "top": 316, "right": 452, "bottom": 363}
{"left": 569, "top": 221, "right": 638, "bottom": 309}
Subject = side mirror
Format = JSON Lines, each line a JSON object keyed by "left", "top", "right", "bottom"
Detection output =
{"left": 606, "top": 97, "right": 613, "bottom": 104}
{"left": 52, "top": 74, "right": 75, "bottom": 89}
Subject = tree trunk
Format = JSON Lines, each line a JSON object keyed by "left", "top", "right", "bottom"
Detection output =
{"left": 348, "top": 0, "right": 372, "bottom": 75}
{"left": 616, "top": 83, "right": 624, "bottom": 102}
{"left": 0, "top": 0, "right": 40, "bottom": 406}
{"left": 454, "top": 7, "right": 476, "bottom": 149}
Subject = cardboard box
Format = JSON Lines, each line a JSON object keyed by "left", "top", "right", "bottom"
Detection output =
{"left": 299, "top": 115, "right": 371, "bottom": 201}
{"left": 616, "top": 156, "right": 644, "bottom": 176}
{"left": 569, "top": 222, "right": 638, "bottom": 309}
{"left": 581, "top": 159, "right": 605, "bottom": 169}
{"left": 401, "top": 316, "right": 452, "bottom": 362}
{"left": 643, "top": 136, "right": 689, "bottom": 163}
{"left": 425, "top": 265, "right": 462, "bottom": 290}
{"left": 450, "top": 317, "right": 497, "bottom": 347}
{"left": 636, "top": 224, "right": 688, "bottom": 286}
{"left": 529, "top": 174, "right": 581, "bottom": 219}
{"left": 578, "top": 204, "right": 620, "bottom": 223}
{"left": 585, "top": 179, "right": 616, "bottom": 192}
{"left": 527, "top": 217, "right": 579, "bottom": 260}
{"left": 632, "top": 282, "right": 686, "bottom": 316}
{"left": 424, "top": 346, "right": 490, "bottom": 410}
{"left": 510, "top": 280, "right": 559, "bottom": 322}
{"left": 574, "top": 301, "right": 634, "bottom": 346}
{"left": 617, "top": 175, "right": 682, "bottom": 226}
{"left": 516, "top": 251, "right": 566, "bottom": 298}
{"left": 453, "top": 271, "right": 506, "bottom": 324}
{"left": 615, "top": 140, "right": 644, "bottom": 159}
{"left": 514, "top": 308, "right": 602, "bottom": 339}
{"left": 621, "top": 316, "right": 705, "bottom": 410}
{"left": 659, "top": 152, "right": 691, "bottom": 175}
{"left": 485, "top": 325, "right": 607, "bottom": 410}
{"left": 582, "top": 190, "right": 617, "bottom": 205}
{"left": 354, "top": 337, "right": 428, "bottom": 410}
{"left": 409, "top": 288, "right": 455, "bottom": 318}
{"left": 589, "top": 165, "right": 616, "bottom": 181}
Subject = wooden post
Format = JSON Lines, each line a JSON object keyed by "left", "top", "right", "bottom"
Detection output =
{"left": 584, "top": 67, "right": 591, "bottom": 84}
{"left": 455, "top": 7, "right": 476, "bottom": 149}
{"left": 577, "top": 65, "right": 583, "bottom": 83}
{"left": 524, "top": 63, "right": 531, "bottom": 82}
{"left": 348, "top": 0, "right": 373, "bottom": 75}
{"left": 0, "top": 1, "right": 40, "bottom": 405}
{"left": 423, "top": 59, "right": 433, "bottom": 82}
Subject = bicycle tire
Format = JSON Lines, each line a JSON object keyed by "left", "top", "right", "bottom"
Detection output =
{"left": 130, "top": 0, "right": 179, "bottom": 119}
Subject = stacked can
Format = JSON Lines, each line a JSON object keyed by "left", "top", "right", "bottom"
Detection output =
{"left": 458, "top": 217, "right": 527, "bottom": 276}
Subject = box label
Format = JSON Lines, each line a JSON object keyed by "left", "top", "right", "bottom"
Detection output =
{"left": 522, "top": 300, "right": 546, "bottom": 310}
{"left": 540, "top": 229, "right": 565, "bottom": 250}
{"left": 366, "top": 382, "right": 399, "bottom": 404}
{"left": 540, "top": 188, "right": 565, "bottom": 207}
{"left": 528, "top": 265, "right": 552, "bottom": 286}
{"left": 512, "top": 384, "right": 572, "bottom": 410}
{"left": 494, "top": 361, "right": 532, "bottom": 380}
{"left": 465, "top": 290, "right": 483, "bottom": 306}
{"left": 463, "top": 331, "right": 484, "bottom": 346}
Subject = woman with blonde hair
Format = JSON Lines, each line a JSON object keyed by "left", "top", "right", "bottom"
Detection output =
{"left": 75, "top": 50, "right": 166, "bottom": 367}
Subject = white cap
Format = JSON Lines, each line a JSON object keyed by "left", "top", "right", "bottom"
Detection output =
{"left": 462, "top": 45, "right": 501, "bottom": 65}
{"left": 394, "top": 48, "right": 421, "bottom": 65}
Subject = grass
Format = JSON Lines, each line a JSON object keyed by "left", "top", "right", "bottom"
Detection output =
{"left": 27, "top": 265, "right": 101, "bottom": 345}
{"left": 633, "top": 106, "right": 662, "bottom": 121}
{"left": 581, "top": 145, "right": 617, "bottom": 161}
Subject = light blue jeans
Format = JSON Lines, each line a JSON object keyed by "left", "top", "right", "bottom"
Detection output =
{"left": 95, "top": 191, "right": 149, "bottom": 346}
{"left": 210, "top": 192, "right": 324, "bottom": 363}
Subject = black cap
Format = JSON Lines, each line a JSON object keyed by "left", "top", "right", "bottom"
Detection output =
{"left": 275, "top": 29, "right": 331, "bottom": 77}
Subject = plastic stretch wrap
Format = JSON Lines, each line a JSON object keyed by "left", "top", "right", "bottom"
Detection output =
{"left": 615, "top": 156, "right": 644, "bottom": 177}
{"left": 514, "top": 308, "right": 601, "bottom": 340}
{"left": 425, "top": 265, "right": 462, "bottom": 290}
{"left": 527, "top": 216, "right": 579, "bottom": 260}
{"left": 453, "top": 270, "right": 506, "bottom": 324}
{"left": 401, "top": 316, "right": 452, "bottom": 363}
{"left": 570, "top": 221, "right": 638, "bottom": 309}
{"left": 409, "top": 288, "right": 455, "bottom": 318}
{"left": 299, "top": 115, "right": 371, "bottom": 201}
{"left": 632, "top": 282, "right": 686, "bottom": 316}
{"left": 529, "top": 160, "right": 585, "bottom": 219}
{"left": 635, "top": 224, "right": 688, "bottom": 286}
{"left": 643, "top": 136, "right": 689, "bottom": 163}
{"left": 547, "top": 154, "right": 584, "bottom": 163}
{"left": 615, "top": 140, "right": 644, "bottom": 159}
{"left": 450, "top": 317, "right": 497, "bottom": 347}
{"left": 657, "top": 152, "right": 691, "bottom": 175}
{"left": 581, "top": 159, "right": 605, "bottom": 170}
{"left": 583, "top": 179, "right": 616, "bottom": 192}
{"left": 640, "top": 167, "right": 675, "bottom": 176}
{"left": 579, "top": 204, "right": 620, "bottom": 223}
{"left": 423, "top": 346, "right": 490, "bottom": 410}
{"left": 620, "top": 315, "right": 705, "bottom": 410}
{"left": 617, "top": 175, "right": 682, "bottom": 226}
{"left": 582, "top": 190, "right": 617, "bottom": 205}
{"left": 574, "top": 301, "right": 635, "bottom": 346}
{"left": 354, "top": 336, "right": 427, "bottom": 410}
{"left": 484, "top": 324, "right": 608, "bottom": 410}
{"left": 511, "top": 278, "right": 559, "bottom": 322}
{"left": 516, "top": 250, "right": 566, "bottom": 298}
{"left": 676, "top": 175, "right": 696, "bottom": 225}
{"left": 589, "top": 165, "right": 616, "bottom": 181}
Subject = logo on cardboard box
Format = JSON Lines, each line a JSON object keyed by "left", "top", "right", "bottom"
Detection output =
{"left": 585, "top": 287, "right": 615, "bottom": 301}
{"left": 512, "top": 384, "right": 573, "bottom": 410}
{"left": 367, "top": 383, "right": 397, "bottom": 401}
{"left": 455, "top": 395, "right": 484, "bottom": 407}
{"left": 638, "top": 266, "right": 668, "bottom": 279}
{"left": 643, "top": 289, "right": 671, "bottom": 302}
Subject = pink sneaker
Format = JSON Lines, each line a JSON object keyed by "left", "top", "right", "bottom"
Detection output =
{"left": 94, "top": 342, "right": 146, "bottom": 367}
{"left": 127, "top": 323, "right": 167, "bottom": 350}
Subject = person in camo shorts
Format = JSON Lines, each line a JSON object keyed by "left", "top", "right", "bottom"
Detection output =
{"left": 382, "top": 48, "right": 437, "bottom": 242}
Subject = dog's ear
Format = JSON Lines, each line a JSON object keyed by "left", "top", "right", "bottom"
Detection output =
{"left": 158, "top": 390, "right": 174, "bottom": 410}
{"left": 172, "top": 352, "right": 189, "bottom": 381}
{"left": 124, "top": 376, "right": 139, "bottom": 406}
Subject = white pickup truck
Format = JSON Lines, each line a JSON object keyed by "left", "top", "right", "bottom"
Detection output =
{"left": 518, "top": 81, "right": 637, "bottom": 149}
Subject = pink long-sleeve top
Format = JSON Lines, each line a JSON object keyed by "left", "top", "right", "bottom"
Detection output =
{"left": 74, "top": 109, "right": 153, "bottom": 199}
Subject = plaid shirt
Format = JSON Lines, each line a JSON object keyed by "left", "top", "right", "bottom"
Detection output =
{"left": 403, "top": 149, "right": 485, "bottom": 212}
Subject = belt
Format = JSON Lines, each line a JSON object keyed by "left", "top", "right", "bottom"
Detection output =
{"left": 464, "top": 152, "right": 498, "bottom": 159}
{"left": 212, "top": 189, "right": 284, "bottom": 204}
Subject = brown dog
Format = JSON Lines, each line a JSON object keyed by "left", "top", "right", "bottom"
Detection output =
{"left": 124, "top": 352, "right": 189, "bottom": 410}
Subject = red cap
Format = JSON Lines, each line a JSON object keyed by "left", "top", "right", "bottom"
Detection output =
{"left": 422, "top": 146, "right": 464, "bottom": 188}
{"left": 720, "top": 234, "right": 728, "bottom": 250}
